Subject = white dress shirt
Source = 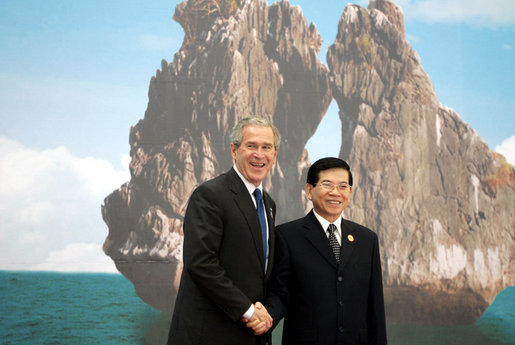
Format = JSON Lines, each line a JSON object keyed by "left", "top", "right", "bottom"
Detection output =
{"left": 313, "top": 210, "right": 342, "bottom": 245}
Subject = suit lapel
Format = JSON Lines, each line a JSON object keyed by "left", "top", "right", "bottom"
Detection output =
{"left": 338, "top": 218, "right": 357, "bottom": 270}
{"left": 302, "top": 211, "right": 338, "bottom": 268}
{"left": 227, "top": 168, "right": 266, "bottom": 269}
{"left": 263, "top": 192, "right": 275, "bottom": 278}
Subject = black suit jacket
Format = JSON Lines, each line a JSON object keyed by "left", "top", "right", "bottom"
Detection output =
{"left": 266, "top": 210, "right": 387, "bottom": 345}
{"left": 168, "top": 168, "right": 276, "bottom": 345}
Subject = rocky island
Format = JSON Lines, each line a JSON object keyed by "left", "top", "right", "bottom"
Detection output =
{"left": 102, "top": 0, "right": 514, "bottom": 325}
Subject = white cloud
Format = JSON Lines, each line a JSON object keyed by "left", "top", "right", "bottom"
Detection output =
{"left": 495, "top": 135, "right": 515, "bottom": 166}
{"left": 70, "top": 155, "right": 130, "bottom": 198}
{"left": 0, "top": 137, "right": 129, "bottom": 272}
{"left": 32, "top": 243, "right": 118, "bottom": 273}
{"left": 396, "top": 0, "right": 515, "bottom": 27}
{"left": 20, "top": 230, "right": 45, "bottom": 244}
{"left": 0, "top": 138, "right": 125, "bottom": 199}
{"left": 502, "top": 43, "right": 512, "bottom": 50}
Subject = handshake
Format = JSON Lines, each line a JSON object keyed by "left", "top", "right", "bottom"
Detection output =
{"left": 241, "top": 302, "right": 273, "bottom": 335}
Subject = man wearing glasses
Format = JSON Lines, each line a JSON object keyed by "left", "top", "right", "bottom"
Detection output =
{"left": 248, "top": 157, "right": 387, "bottom": 344}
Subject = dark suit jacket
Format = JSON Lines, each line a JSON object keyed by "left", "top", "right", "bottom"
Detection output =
{"left": 266, "top": 210, "right": 387, "bottom": 345}
{"left": 168, "top": 168, "right": 276, "bottom": 345}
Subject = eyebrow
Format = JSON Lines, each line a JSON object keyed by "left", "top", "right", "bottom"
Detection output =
{"left": 320, "top": 179, "right": 349, "bottom": 184}
{"left": 245, "top": 141, "right": 274, "bottom": 146}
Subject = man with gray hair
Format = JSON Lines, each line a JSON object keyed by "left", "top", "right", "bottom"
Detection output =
{"left": 168, "top": 116, "right": 280, "bottom": 345}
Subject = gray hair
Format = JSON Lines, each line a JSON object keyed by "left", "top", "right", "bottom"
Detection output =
{"left": 230, "top": 116, "right": 281, "bottom": 149}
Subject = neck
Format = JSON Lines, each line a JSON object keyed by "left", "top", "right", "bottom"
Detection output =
{"left": 325, "top": 216, "right": 339, "bottom": 223}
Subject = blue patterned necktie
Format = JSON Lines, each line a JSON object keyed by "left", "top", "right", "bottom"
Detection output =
{"left": 253, "top": 188, "right": 267, "bottom": 261}
{"left": 327, "top": 224, "right": 340, "bottom": 263}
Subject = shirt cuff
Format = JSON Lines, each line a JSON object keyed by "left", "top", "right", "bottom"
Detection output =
{"left": 242, "top": 304, "right": 254, "bottom": 320}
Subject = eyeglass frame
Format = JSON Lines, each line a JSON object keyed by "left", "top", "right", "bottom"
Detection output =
{"left": 313, "top": 181, "right": 351, "bottom": 192}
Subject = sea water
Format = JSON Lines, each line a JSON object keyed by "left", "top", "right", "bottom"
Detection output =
{"left": 1, "top": 271, "right": 513, "bottom": 345}
{"left": 0, "top": 271, "right": 164, "bottom": 345}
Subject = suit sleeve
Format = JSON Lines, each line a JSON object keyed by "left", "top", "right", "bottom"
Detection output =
{"left": 182, "top": 186, "right": 253, "bottom": 321}
{"left": 367, "top": 233, "right": 388, "bottom": 345}
{"left": 265, "top": 228, "right": 290, "bottom": 328}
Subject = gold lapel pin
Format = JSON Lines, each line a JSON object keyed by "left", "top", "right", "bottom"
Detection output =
{"left": 347, "top": 234, "right": 355, "bottom": 242}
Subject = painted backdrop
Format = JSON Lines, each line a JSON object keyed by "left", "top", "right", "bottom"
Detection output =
{"left": 1, "top": 0, "right": 514, "bottom": 344}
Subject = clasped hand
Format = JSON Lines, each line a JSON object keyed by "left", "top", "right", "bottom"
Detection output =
{"left": 241, "top": 302, "right": 273, "bottom": 335}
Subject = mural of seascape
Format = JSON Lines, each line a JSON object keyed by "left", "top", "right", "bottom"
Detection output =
{"left": 1, "top": 0, "right": 514, "bottom": 344}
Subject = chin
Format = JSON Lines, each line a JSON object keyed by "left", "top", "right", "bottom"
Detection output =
{"left": 251, "top": 174, "right": 265, "bottom": 182}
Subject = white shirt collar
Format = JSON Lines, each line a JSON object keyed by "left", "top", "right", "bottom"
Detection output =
{"left": 313, "top": 209, "right": 342, "bottom": 235}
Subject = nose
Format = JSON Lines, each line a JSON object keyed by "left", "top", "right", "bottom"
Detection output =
{"left": 328, "top": 186, "right": 340, "bottom": 194}
{"left": 253, "top": 148, "right": 265, "bottom": 158}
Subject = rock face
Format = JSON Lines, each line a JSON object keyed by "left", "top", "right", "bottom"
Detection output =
{"left": 102, "top": 0, "right": 514, "bottom": 325}
{"left": 327, "top": 0, "right": 514, "bottom": 324}
{"left": 102, "top": 0, "right": 331, "bottom": 313}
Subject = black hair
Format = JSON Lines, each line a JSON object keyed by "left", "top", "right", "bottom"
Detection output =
{"left": 306, "top": 157, "right": 353, "bottom": 186}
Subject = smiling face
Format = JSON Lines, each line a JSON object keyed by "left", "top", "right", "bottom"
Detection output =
{"left": 231, "top": 125, "right": 278, "bottom": 186}
{"left": 305, "top": 168, "right": 353, "bottom": 223}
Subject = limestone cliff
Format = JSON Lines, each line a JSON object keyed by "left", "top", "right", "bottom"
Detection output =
{"left": 101, "top": 0, "right": 514, "bottom": 325}
{"left": 328, "top": 0, "right": 514, "bottom": 324}
{"left": 102, "top": 0, "right": 331, "bottom": 313}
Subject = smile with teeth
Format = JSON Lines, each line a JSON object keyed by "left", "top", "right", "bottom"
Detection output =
{"left": 251, "top": 162, "right": 265, "bottom": 168}
{"left": 328, "top": 200, "right": 341, "bottom": 204}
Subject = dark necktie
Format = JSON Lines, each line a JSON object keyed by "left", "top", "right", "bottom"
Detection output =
{"left": 254, "top": 188, "right": 267, "bottom": 261}
{"left": 327, "top": 224, "right": 340, "bottom": 263}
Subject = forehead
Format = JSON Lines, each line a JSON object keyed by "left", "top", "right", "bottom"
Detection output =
{"left": 318, "top": 168, "right": 349, "bottom": 182}
{"left": 241, "top": 125, "right": 274, "bottom": 143}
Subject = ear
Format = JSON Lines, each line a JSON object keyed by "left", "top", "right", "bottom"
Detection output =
{"left": 230, "top": 143, "right": 237, "bottom": 161}
{"left": 305, "top": 183, "right": 313, "bottom": 201}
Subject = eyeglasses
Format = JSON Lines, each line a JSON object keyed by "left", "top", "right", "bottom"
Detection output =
{"left": 314, "top": 181, "right": 351, "bottom": 191}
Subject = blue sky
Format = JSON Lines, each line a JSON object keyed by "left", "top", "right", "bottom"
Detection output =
{"left": 0, "top": 0, "right": 513, "bottom": 272}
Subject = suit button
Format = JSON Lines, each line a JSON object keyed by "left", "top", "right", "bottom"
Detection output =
{"left": 338, "top": 300, "right": 344, "bottom": 306}
{"left": 337, "top": 276, "right": 343, "bottom": 282}
{"left": 338, "top": 326, "right": 344, "bottom": 333}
